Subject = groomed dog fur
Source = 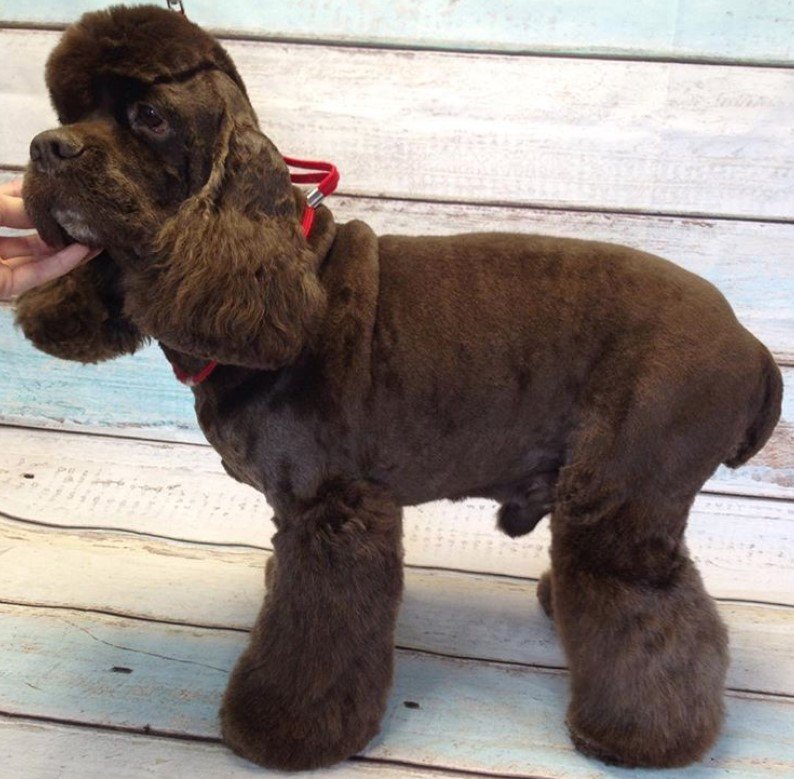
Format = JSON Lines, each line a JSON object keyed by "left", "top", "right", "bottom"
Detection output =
{"left": 16, "top": 5, "right": 783, "bottom": 771}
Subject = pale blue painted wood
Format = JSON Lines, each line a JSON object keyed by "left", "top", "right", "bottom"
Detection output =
{"left": 1, "top": 605, "right": 792, "bottom": 777}
{"left": 0, "top": 308, "right": 200, "bottom": 439}
{"left": 0, "top": 306, "right": 792, "bottom": 496}
{"left": 0, "top": 719, "right": 443, "bottom": 779}
{"left": 1, "top": 1, "right": 792, "bottom": 65}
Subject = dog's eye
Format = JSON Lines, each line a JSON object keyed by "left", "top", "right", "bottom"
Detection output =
{"left": 129, "top": 102, "right": 168, "bottom": 134}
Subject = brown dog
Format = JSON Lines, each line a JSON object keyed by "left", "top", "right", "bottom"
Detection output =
{"left": 15, "top": 5, "right": 782, "bottom": 772}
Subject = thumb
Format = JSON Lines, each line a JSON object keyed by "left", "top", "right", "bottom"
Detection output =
{"left": 2, "top": 244, "right": 102, "bottom": 299}
{"left": 38, "top": 243, "right": 101, "bottom": 279}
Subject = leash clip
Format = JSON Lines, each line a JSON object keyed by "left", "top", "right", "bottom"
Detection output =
{"left": 284, "top": 157, "right": 339, "bottom": 240}
{"left": 284, "top": 157, "right": 340, "bottom": 204}
{"left": 306, "top": 187, "right": 325, "bottom": 208}
{"left": 166, "top": 0, "right": 186, "bottom": 14}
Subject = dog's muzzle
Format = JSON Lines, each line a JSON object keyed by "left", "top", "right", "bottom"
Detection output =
{"left": 30, "top": 129, "right": 85, "bottom": 175}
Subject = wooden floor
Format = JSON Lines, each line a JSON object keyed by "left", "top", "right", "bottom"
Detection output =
{"left": 0, "top": 420, "right": 792, "bottom": 778}
{"left": 1, "top": 2, "right": 793, "bottom": 775}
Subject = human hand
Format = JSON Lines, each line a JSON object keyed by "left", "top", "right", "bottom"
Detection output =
{"left": 0, "top": 179, "right": 101, "bottom": 300}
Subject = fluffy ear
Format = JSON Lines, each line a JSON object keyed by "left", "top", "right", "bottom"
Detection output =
{"left": 124, "top": 75, "right": 327, "bottom": 370}
{"left": 16, "top": 252, "right": 145, "bottom": 363}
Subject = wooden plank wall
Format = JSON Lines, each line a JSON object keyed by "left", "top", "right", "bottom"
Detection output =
{"left": 3, "top": 29, "right": 794, "bottom": 219}
{"left": 5, "top": 0, "right": 794, "bottom": 64}
{"left": 0, "top": 2, "right": 792, "bottom": 777}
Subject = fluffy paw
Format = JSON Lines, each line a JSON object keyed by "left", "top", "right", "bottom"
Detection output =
{"left": 220, "top": 649, "right": 385, "bottom": 771}
{"left": 561, "top": 565, "right": 728, "bottom": 768}
{"left": 536, "top": 570, "right": 554, "bottom": 619}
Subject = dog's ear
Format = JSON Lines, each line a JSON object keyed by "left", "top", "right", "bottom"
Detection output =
{"left": 124, "top": 72, "right": 327, "bottom": 370}
{"left": 16, "top": 252, "right": 146, "bottom": 363}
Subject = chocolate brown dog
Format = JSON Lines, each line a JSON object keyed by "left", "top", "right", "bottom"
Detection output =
{"left": 16, "top": 5, "right": 782, "bottom": 771}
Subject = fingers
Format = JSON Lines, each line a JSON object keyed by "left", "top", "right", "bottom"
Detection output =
{"left": 0, "top": 244, "right": 101, "bottom": 300}
{"left": 0, "top": 178, "right": 23, "bottom": 198}
{"left": 0, "top": 176, "right": 104, "bottom": 299}
{"left": 0, "top": 233, "right": 51, "bottom": 261}
{"left": 2, "top": 244, "right": 99, "bottom": 270}
{"left": 2, "top": 254, "right": 36, "bottom": 270}
{"left": 0, "top": 192, "right": 32, "bottom": 230}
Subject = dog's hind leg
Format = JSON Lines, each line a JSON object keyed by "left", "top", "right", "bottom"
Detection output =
{"left": 220, "top": 480, "right": 403, "bottom": 771}
{"left": 547, "top": 388, "right": 732, "bottom": 768}
{"left": 550, "top": 496, "right": 727, "bottom": 768}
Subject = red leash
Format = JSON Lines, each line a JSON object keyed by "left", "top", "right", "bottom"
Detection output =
{"left": 172, "top": 157, "right": 339, "bottom": 387}
{"left": 284, "top": 156, "right": 340, "bottom": 238}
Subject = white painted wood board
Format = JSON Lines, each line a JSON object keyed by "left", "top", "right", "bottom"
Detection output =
{"left": 0, "top": 716, "right": 466, "bottom": 779}
{"left": 2, "top": 184, "right": 793, "bottom": 359}
{"left": 0, "top": 515, "right": 791, "bottom": 697}
{"left": 0, "top": 428, "right": 792, "bottom": 605}
{"left": 0, "top": 314, "right": 791, "bottom": 499}
{"left": 327, "top": 197, "right": 794, "bottom": 364}
{"left": 3, "top": 1, "right": 793, "bottom": 65}
{"left": 1, "top": 30, "right": 793, "bottom": 218}
{"left": 1, "top": 604, "right": 791, "bottom": 778}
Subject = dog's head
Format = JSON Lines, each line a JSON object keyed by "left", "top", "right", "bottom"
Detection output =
{"left": 23, "top": 4, "right": 328, "bottom": 369}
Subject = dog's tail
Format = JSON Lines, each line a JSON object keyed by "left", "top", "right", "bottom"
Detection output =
{"left": 724, "top": 347, "right": 783, "bottom": 468}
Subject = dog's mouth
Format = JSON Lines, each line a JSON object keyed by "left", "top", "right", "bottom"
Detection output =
{"left": 51, "top": 208, "right": 102, "bottom": 249}
{"left": 23, "top": 170, "right": 104, "bottom": 251}
{"left": 26, "top": 202, "right": 103, "bottom": 252}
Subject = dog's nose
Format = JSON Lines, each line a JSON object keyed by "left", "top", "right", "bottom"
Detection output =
{"left": 30, "top": 130, "right": 84, "bottom": 173}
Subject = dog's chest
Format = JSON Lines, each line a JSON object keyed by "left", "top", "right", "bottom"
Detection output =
{"left": 194, "top": 376, "right": 356, "bottom": 503}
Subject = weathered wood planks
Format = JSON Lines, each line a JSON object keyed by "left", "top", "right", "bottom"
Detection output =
{"left": 2, "top": 1, "right": 793, "bottom": 65}
{"left": 0, "top": 314, "right": 791, "bottom": 499}
{"left": 1, "top": 604, "right": 792, "bottom": 778}
{"left": 1, "top": 30, "right": 793, "bottom": 218}
{"left": 0, "top": 716, "right": 457, "bottom": 779}
{"left": 1, "top": 428, "right": 792, "bottom": 604}
{"left": 2, "top": 186, "right": 792, "bottom": 359}
{"left": 0, "top": 515, "right": 791, "bottom": 697}
{"left": 0, "top": 3, "right": 791, "bottom": 777}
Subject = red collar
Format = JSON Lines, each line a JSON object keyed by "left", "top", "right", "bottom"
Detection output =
{"left": 171, "top": 157, "right": 339, "bottom": 387}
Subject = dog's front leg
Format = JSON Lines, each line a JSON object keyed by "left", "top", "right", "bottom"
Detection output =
{"left": 221, "top": 480, "right": 404, "bottom": 771}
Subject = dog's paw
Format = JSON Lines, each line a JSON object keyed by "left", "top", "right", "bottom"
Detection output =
{"left": 536, "top": 570, "right": 554, "bottom": 619}
{"left": 220, "top": 653, "right": 382, "bottom": 771}
{"left": 567, "top": 698, "right": 722, "bottom": 770}
{"left": 562, "top": 566, "right": 728, "bottom": 768}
